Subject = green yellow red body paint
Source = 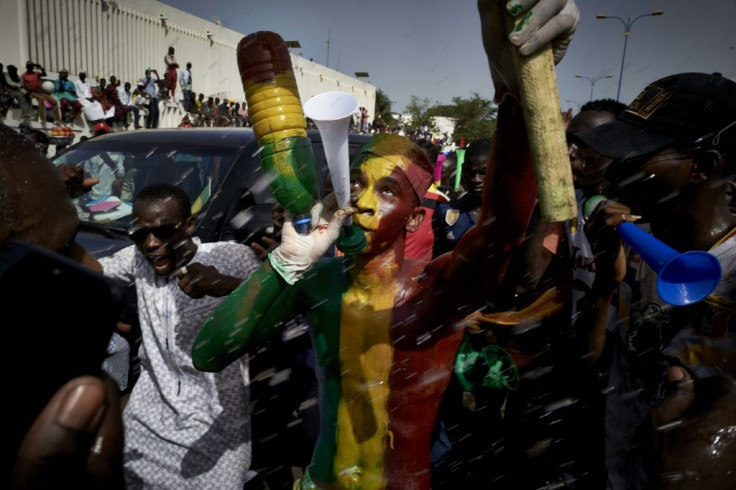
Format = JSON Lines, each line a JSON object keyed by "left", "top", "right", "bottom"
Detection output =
{"left": 193, "top": 98, "right": 538, "bottom": 489}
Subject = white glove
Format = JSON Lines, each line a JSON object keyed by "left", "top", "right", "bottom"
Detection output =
{"left": 268, "top": 202, "right": 356, "bottom": 284}
{"left": 506, "top": 0, "right": 580, "bottom": 64}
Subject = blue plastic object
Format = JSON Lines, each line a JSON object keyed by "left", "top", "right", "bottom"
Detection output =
{"left": 617, "top": 222, "right": 722, "bottom": 306}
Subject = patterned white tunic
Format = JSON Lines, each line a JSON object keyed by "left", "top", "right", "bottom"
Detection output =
{"left": 100, "top": 241, "right": 260, "bottom": 489}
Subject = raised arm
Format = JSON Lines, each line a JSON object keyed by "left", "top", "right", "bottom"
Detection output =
{"left": 440, "top": 0, "right": 578, "bottom": 301}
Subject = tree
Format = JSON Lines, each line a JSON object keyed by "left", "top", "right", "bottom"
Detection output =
{"left": 441, "top": 93, "right": 497, "bottom": 145}
{"left": 403, "top": 95, "right": 438, "bottom": 136}
{"left": 374, "top": 89, "right": 395, "bottom": 127}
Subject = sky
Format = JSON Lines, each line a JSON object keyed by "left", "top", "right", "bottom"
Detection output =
{"left": 158, "top": 0, "right": 736, "bottom": 114}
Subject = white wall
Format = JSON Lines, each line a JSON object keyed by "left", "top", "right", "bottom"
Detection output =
{"left": 1, "top": 0, "right": 375, "bottom": 119}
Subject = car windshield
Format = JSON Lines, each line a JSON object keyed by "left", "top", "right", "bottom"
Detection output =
{"left": 52, "top": 140, "right": 242, "bottom": 228}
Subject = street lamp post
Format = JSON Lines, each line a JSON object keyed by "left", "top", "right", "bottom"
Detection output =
{"left": 597, "top": 11, "right": 664, "bottom": 101}
{"left": 565, "top": 99, "right": 582, "bottom": 111}
{"left": 575, "top": 74, "right": 613, "bottom": 100}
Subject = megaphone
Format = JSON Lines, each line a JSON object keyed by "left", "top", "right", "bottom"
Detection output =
{"left": 585, "top": 196, "right": 722, "bottom": 306}
{"left": 303, "top": 91, "right": 366, "bottom": 254}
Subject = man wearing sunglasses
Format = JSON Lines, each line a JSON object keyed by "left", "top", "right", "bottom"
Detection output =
{"left": 97, "top": 183, "right": 261, "bottom": 489}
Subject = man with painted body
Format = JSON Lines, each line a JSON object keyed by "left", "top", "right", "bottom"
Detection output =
{"left": 193, "top": 0, "right": 579, "bottom": 488}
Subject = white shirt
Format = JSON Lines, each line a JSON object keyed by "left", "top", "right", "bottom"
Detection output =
{"left": 5, "top": 73, "right": 22, "bottom": 90}
{"left": 99, "top": 242, "right": 260, "bottom": 488}
{"left": 180, "top": 68, "right": 191, "bottom": 90}
{"left": 81, "top": 153, "right": 125, "bottom": 200}
{"left": 76, "top": 80, "right": 92, "bottom": 100}
{"left": 118, "top": 86, "right": 133, "bottom": 106}
{"left": 140, "top": 74, "right": 159, "bottom": 99}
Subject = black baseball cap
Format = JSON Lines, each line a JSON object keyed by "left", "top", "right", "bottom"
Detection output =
{"left": 575, "top": 72, "right": 736, "bottom": 161}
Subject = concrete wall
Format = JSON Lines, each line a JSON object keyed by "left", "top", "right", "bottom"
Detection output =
{"left": 1, "top": 0, "right": 375, "bottom": 120}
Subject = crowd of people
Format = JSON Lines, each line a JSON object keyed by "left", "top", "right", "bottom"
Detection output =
{"left": 0, "top": 61, "right": 151, "bottom": 129}
{"left": 4, "top": 0, "right": 735, "bottom": 489}
{"left": 0, "top": 46, "right": 256, "bottom": 133}
{"left": 0, "top": 46, "right": 405, "bottom": 139}
{"left": 185, "top": 94, "right": 252, "bottom": 128}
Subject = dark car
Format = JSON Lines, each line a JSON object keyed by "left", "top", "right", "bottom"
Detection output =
{"left": 52, "top": 128, "right": 371, "bottom": 255}
{"left": 50, "top": 127, "right": 370, "bottom": 396}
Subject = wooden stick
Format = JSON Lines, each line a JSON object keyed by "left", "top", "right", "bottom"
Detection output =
{"left": 505, "top": 16, "right": 577, "bottom": 223}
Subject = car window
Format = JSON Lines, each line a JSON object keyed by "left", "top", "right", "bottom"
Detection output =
{"left": 217, "top": 133, "right": 369, "bottom": 246}
{"left": 53, "top": 140, "right": 243, "bottom": 227}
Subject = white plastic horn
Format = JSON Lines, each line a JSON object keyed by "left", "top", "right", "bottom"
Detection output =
{"left": 303, "top": 91, "right": 359, "bottom": 222}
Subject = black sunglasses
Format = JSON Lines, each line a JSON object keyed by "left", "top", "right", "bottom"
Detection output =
{"left": 128, "top": 222, "right": 182, "bottom": 244}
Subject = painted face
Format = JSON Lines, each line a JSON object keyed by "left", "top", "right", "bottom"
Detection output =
{"left": 350, "top": 153, "right": 420, "bottom": 255}
{"left": 567, "top": 111, "right": 617, "bottom": 190}
{"left": 130, "top": 198, "right": 194, "bottom": 276}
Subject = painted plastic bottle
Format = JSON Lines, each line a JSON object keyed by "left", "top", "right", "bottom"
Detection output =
{"left": 237, "top": 31, "right": 317, "bottom": 233}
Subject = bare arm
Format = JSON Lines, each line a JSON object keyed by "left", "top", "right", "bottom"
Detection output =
{"left": 578, "top": 199, "right": 634, "bottom": 366}
{"left": 441, "top": 94, "right": 535, "bottom": 303}
{"left": 439, "top": 0, "right": 579, "bottom": 303}
{"left": 191, "top": 260, "right": 293, "bottom": 371}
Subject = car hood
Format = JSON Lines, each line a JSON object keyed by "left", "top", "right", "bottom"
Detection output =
{"left": 76, "top": 229, "right": 132, "bottom": 258}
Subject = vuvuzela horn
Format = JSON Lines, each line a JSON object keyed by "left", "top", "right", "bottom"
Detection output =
{"left": 504, "top": 12, "right": 577, "bottom": 223}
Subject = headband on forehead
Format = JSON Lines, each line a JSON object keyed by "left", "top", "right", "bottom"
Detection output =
{"left": 356, "top": 134, "right": 433, "bottom": 201}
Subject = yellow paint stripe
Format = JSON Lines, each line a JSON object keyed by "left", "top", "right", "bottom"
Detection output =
{"left": 334, "top": 277, "right": 397, "bottom": 489}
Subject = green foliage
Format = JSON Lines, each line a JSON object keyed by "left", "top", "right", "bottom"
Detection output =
{"left": 403, "top": 95, "right": 438, "bottom": 135}
{"left": 442, "top": 93, "right": 497, "bottom": 145}
{"left": 374, "top": 89, "right": 395, "bottom": 127}
{"left": 400, "top": 92, "right": 497, "bottom": 144}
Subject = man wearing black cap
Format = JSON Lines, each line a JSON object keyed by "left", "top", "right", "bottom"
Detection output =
{"left": 574, "top": 72, "right": 736, "bottom": 489}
